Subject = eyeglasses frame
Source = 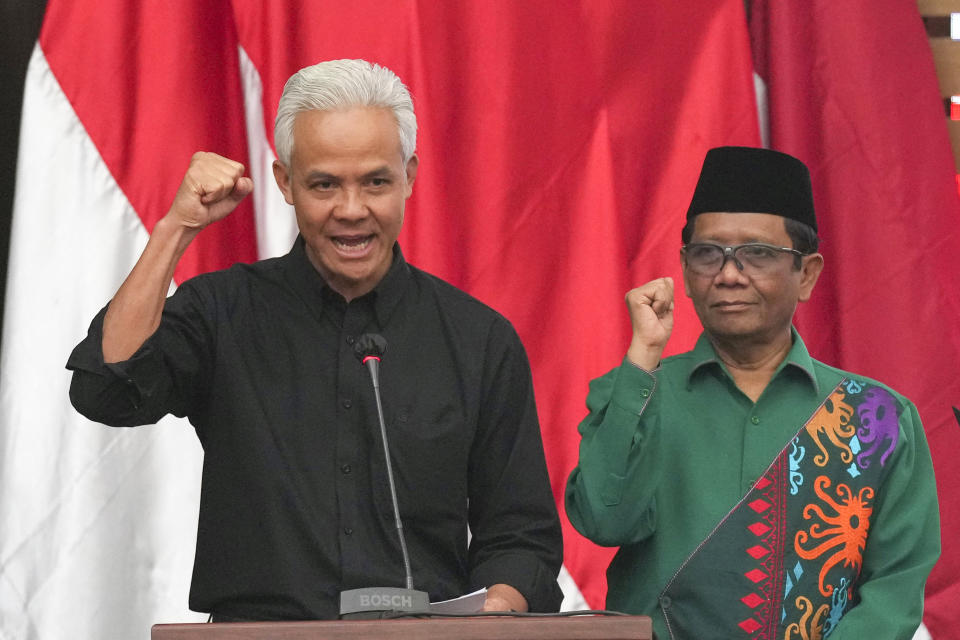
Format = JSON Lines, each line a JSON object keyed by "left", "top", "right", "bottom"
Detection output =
{"left": 681, "top": 242, "right": 809, "bottom": 276}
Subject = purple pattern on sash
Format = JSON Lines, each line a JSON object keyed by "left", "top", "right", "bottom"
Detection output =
{"left": 855, "top": 387, "right": 900, "bottom": 469}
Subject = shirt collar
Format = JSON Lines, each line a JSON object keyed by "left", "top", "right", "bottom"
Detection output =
{"left": 686, "top": 326, "right": 819, "bottom": 393}
{"left": 284, "top": 235, "right": 411, "bottom": 327}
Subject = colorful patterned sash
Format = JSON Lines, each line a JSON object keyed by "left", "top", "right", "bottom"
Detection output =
{"left": 660, "top": 379, "right": 900, "bottom": 639}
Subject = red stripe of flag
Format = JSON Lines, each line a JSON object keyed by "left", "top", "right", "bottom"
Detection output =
{"left": 40, "top": 0, "right": 257, "bottom": 281}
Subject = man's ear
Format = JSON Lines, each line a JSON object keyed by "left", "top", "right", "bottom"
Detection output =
{"left": 403, "top": 154, "right": 419, "bottom": 198}
{"left": 798, "top": 253, "right": 824, "bottom": 302}
{"left": 272, "top": 160, "right": 294, "bottom": 205}
{"left": 680, "top": 248, "right": 693, "bottom": 299}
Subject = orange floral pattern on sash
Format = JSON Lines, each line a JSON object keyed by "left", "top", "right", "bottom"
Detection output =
{"left": 794, "top": 476, "right": 873, "bottom": 597}
{"left": 804, "top": 391, "right": 854, "bottom": 467}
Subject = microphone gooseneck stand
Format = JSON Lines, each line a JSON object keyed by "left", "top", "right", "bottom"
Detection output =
{"left": 338, "top": 334, "right": 430, "bottom": 619}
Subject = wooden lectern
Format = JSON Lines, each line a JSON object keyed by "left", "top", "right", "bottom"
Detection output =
{"left": 151, "top": 615, "right": 652, "bottom": 639}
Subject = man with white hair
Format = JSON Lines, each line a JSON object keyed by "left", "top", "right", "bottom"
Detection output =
{"left": 68, "top": 59, "right": 562, "bottom": 621}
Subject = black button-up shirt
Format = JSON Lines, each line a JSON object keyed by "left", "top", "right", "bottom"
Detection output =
{"left": 68, "top": 238, "right": 563, "bottom": 620}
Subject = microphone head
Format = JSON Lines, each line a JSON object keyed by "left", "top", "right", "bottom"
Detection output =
{"left": 354, "top": 333, "right": 387, "bottom": 362}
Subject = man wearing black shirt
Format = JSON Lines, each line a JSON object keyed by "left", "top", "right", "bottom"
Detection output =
{"left": 67, "top": 59, "right": 563, "bottom": 620}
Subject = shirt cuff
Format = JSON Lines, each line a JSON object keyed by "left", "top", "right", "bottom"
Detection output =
{"left": 66, "top": 304, "right": 167, "bottom": 421}
{"left": 610, "top": 356, "right": 657, "bottom": 416}
{"left": 470, "top": 552, "right": 562, "bottom": 613}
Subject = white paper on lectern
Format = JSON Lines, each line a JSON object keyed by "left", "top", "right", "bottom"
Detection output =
{"left": 428, "top": 588, "right": 488, "bottom": 614}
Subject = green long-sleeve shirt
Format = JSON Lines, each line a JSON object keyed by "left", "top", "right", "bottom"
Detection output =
{"left": 566, "top": 330, "right": 940, "bottom": 639}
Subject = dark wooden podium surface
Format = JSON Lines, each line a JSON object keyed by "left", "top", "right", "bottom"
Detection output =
{"left": 151, "top": 615, "right": 653, "bottom": 639}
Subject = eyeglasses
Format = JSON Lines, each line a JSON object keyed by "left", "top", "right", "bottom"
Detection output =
{"left": 681, "top": 242, "right": 807, "bottom": 277}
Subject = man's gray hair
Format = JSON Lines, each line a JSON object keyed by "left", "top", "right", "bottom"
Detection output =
{"left": 274, "top": 59, "right": 417, "bottom": 166}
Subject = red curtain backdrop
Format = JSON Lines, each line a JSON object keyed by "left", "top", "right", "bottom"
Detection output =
{"left": 750, "top": 2, "right": 960, "bottom": 637}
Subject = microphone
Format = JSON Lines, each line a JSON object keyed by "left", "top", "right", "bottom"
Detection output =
{"left": 339, "top": 334, "right": 430, "bottom": 618}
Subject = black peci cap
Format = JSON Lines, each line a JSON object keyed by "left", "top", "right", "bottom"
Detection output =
{"left": 686, "top": 146, "right": 817, "bottom": 231}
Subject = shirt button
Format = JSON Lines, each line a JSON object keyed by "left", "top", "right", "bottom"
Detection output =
{"left": 640, "top": 388, "right": 650, "bottom": 398}
{"left": 343, "top": 527, "right": 353, "bottom": 535}
{"left": 341, "top": 464, "right": 352, "bottom": 474}
{"left": 346, "top": 336, "right": 356, "bottom": 346}
{"left": 751, "top": 415, "right": 760, "bottom": 425}
{"left": 342, "top": 398, "right": 352, "bottom": 409}
{"left": 659, "top": 595, "right": 671, "bottom": 609}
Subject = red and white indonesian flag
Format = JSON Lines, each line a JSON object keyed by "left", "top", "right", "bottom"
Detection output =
{"left": 1, "top": 1, "right": 956, "bottom": 638}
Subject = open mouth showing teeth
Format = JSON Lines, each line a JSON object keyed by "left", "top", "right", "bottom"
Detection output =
{"left": 332, "top": 235, "right": 374, "bottom": 252}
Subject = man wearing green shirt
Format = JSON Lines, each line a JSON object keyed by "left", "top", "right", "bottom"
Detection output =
{"left": 566, "top": 146, "right": 940, "bottom": 639}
